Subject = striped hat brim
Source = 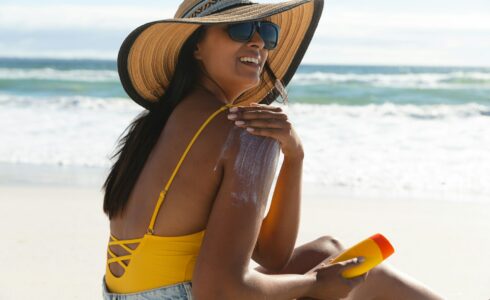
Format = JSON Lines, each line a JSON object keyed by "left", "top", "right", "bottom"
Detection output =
{"left": 118, "top": 0, "right": 324, "bottom": 109}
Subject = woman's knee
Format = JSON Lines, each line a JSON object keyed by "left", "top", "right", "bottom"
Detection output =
{"left": 365, "top": 264, "right": 407, "bottom": 289}
{"left": 312, "top": 235, "right": 345, "bottom": 257}
{"left": 348, "top": 264, "right": 438, "bottom": 300}
{"left": 293, "top": 235, "right": 346, "bottom": 274}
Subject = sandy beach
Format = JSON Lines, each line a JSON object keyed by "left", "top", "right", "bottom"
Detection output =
{"left": 1, "top": 180, "right": 489, "bottom": 300}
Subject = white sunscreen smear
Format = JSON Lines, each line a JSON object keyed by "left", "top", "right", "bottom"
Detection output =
{"left": 230, "top": 128, "right": 280, "bottom": 210}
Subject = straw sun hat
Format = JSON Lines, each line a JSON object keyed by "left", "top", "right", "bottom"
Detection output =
{"left": 118, "top": 0, "right": 324, "bottom": 110}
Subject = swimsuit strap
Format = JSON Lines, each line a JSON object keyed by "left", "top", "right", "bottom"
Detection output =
{"left": 106, "top": 234, "right": 143, "bottom": 269}
{"left": 147, "top": 103, "right": 239, "bottom": 234}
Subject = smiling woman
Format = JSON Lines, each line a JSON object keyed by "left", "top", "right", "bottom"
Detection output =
{"left": 100, "top": 0, "right": 444, "bottom": 299}
{"left": 102, "top": 0, "right": 325, "bottom": 298}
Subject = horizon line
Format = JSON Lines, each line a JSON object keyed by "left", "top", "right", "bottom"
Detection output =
{"left": 0, "top": 56, "right": 489, "bottom": 69}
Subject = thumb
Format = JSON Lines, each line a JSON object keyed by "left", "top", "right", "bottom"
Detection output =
{"left": 338, "top": 256, "right": 365, "bottom": 269}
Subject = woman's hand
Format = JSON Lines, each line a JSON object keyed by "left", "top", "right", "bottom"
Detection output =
{"left": 304, "top": 257, "right": 367, "bottom": 300}
{"left": 227, "top": 103, "right": 304, "bottom": 159}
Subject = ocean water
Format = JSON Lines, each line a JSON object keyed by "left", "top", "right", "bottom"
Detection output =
{"left": 1, "top": 58, "right": 489, "bottom": 202}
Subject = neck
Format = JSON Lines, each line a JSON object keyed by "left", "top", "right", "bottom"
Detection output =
{"left": 198, "top": 78, "right": 227, "bottom": 103}
{"left": 197, "top": 72, "right": 248, "bottom": 104}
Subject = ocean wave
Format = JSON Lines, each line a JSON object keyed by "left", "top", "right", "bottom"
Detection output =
{"left": 4, "top": 67, "right": 490, "bottom": 89}
{"left": 0, "top": 67, "right": 118, "bottom": 82}
{"left": 285, "top": 102, "right": 490, "bottom": 119}
{"left": 1, "top": 100, "right": 489, "bottom": 199}
{"left": 2, "top": 94, "right": 489, "bottom": 119}
{"left": 292, "top": 71, "right": 490, "bottom": 88}
{"left": 0, "top": 94, "right": 140, "bottom": 112}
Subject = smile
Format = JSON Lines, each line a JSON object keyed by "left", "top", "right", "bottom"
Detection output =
{"left": 239, "top": 57, "right": 261, "bottom": 70}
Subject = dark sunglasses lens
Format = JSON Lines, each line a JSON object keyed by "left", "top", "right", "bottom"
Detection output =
{"left": 228, "top": 22, "right": 254, "bottom": 42}
{"left": 258, "top": 23, "right": 279, "bottom": 49}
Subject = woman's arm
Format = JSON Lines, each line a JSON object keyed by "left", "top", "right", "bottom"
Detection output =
{"left": 254, "top": 153, "right": 304, "bottom": 272}
{"left": 229, "top": 103, "right": 305, "bottom": 272}
{"left": 192, "top": 127, "right": 315, "bottom": 299}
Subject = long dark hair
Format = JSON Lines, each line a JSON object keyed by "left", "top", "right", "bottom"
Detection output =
{"left": 102, "top": 26, "right": 207, "bottom": 219}
{"left": 102, "top": 24, "right": 279, "bottom": 220}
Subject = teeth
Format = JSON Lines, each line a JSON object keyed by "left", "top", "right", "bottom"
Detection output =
{"left": 239, "top": 57, "right": 259, "bottom": 65}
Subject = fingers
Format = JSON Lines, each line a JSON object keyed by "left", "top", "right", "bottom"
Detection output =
{"left": 233, "top": 118, "right": 290, "bottom": 130}
{"left": 313, "top": 256, "right": 365, "bottom": 275}
{"left": 228, "top": 105, "right": 287, "bottom": 121}
{"left": 343, "top": 273, "right": 366, "bottom": 288}
{"left": 227, "top": 105, "right": 290, "bottom": 136}
{"left": 230, "top": 110, "right": 287, "bottom": 121}
{"left": 337, "top": 258, "right": 367, "bottom": 291}
{"left": 250, "top": 102, "right": 283, "bottom": 111}
{"left": 336, "top": 257, "right": 367, "bottom": 289}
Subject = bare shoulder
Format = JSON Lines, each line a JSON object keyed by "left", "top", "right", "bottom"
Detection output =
{"left": 170, "top": 97, "right": 281, "bottom": 175}
{"left": 169, "top": 97, "right": 233, "bottom": 145}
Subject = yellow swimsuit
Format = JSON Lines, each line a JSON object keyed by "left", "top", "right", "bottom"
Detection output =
{"left": 105, "top": 103, "right": 238, "bottom": 294}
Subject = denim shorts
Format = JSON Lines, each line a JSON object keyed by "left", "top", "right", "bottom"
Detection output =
{"left": 102, "top": 277, "right": 193, "bottom": 300}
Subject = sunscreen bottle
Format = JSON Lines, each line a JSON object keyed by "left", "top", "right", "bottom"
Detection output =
{"left": 329, "top": 233, "right": 395, "bottom": 278}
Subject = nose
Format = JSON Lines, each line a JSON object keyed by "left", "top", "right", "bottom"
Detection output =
{"left": 247, "top": 31, "right": 265, "bottom": 49}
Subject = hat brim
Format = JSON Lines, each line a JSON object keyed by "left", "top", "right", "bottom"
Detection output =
{"left": 118, "top": 0, "right": 324, "bottom": 109}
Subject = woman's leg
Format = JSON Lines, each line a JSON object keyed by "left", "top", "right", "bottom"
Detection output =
{"left": 253, "top": 235, "right": 444, "bottom": 300}
{"left": 346, "top": 263, "right": 445, "bottom": 300}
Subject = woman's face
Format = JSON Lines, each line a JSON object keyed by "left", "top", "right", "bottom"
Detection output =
{"left": 193, "top": 21, "right": 270, "bottom": 100}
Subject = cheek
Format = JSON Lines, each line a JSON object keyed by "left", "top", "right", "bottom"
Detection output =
{"left": 201, "top": 35, "right": 241, "bottom": 76}
{"left": 204, "top": 51, "right": 237, "bottom": 75}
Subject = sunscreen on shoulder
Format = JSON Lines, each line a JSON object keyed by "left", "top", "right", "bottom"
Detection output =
{"left": 329, "top": 233, "right": 395, "bottom": 278}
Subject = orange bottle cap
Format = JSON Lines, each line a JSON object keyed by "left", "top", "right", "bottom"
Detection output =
{"left": 370, "top": 233, "right": 395, "bottom": 259}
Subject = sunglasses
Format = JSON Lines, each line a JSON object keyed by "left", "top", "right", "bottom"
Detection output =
{"left": 226, "top": 21, "right": 280, "bottom": 50}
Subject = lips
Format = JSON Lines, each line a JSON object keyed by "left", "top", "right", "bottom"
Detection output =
{"left": 239, "top": 61, "right": 260, "bottom": 71}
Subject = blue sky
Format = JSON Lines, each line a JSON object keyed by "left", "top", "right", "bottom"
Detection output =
{"left": 1, "top": 0, "right": 489, "bottom": 66}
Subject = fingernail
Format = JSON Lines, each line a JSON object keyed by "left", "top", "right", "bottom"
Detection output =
{"left": 235, "top": 120, "right": 245, "bottom": 125}
{"left": 246, "top": 127, "right": 254, "bottom": 132}
{"left": 229, "top": 107, "right": 238, "bottom": 112}
{"left": 227, "top": 114, "right": 237, "bottom": 119}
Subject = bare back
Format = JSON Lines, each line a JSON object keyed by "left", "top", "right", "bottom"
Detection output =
{"left": 110, "top": 96, "right": 232, "bottom": 238}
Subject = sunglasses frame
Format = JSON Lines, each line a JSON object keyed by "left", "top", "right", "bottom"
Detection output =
{"left": 226, "top": 21, "right": 281, "bottom": 50}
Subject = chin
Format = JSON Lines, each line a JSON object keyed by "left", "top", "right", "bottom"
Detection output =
{"left": 247, "top": 73, "right": 263, "bottom": 86}
{"left": 241, "top": 78, "right": 261, "bottom": 93}
{"left": 232, "top": 70, "right": 262, "bottom": 94}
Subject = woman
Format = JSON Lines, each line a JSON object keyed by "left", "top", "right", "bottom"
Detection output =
{"left": 102, "top": 0, "right": 444, "bottom": 299}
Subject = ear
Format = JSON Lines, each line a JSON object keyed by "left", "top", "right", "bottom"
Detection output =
{"left": 193, "top": 43, "right": 203, "bottom": 61}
